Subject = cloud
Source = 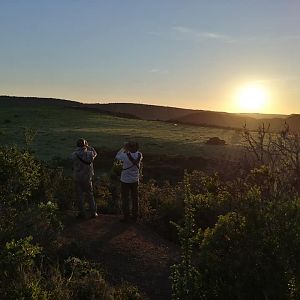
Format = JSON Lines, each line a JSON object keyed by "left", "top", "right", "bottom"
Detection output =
{"left": 148, "top": 26, "right": 300, "bottom": 45}
{"left": 171, "top": 26, "right": 233, "bottom": 42}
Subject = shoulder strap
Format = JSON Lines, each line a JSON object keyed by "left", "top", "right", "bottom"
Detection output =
{"left": 76, "top": 153, "right": 91, "bottom": 165}
{"left": 123, "top": 152, "right": 141, "bottom": 170}
{"left": 127, "top": 152, "right": 141, "bottom": 166}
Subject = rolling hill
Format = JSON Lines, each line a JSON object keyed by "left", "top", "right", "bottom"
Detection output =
{"left": 0, "top": 95, "right": 241, "bottom": 160}
{"left": 172, "top": 111, "right": 288, "bottom": 131}
{"left": 1, "top": 95, "right": 299, "bottom": 133}
{"left": 88, "top": 102, "right": 198, "bottom": 121}
{"left": 91, "top": 102, "right": 299, "bottom": 132}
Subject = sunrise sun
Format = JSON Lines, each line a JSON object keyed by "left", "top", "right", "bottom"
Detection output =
{"left": 235, "top": 84, "right": 268, "bottom": 113}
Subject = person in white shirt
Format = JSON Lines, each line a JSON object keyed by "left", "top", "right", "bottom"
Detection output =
{"left": 71, "top": 138, "right": 98, "bottom": 219}
{"left": 115, "top": 141, "right": 143, "bottom": 222}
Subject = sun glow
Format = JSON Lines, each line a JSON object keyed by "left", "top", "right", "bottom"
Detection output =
{"left": 235, "top": 84, "right": 268, "bottom": 113}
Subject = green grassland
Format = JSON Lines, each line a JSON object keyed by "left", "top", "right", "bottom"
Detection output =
{"left": 0, "top": 103, "right": 244, "bottom": 161}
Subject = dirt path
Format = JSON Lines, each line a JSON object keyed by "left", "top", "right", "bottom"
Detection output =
{"left": 62, "top": 214, "right": 180, "bottom": 299}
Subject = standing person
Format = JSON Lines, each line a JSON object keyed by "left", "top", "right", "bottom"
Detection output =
{"left": 116, "top": 141, "right": 143, "bottom": 222}
{"left": 71, "top": 138, "right": 98, "bottom": 218}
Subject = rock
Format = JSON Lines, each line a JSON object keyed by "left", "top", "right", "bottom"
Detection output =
{"left": 205, "top": 137, "right": 226, "bottom": 145}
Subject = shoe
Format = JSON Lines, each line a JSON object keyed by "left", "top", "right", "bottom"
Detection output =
{"left": 91, "top": 212, "right": 98, "bottom": 218}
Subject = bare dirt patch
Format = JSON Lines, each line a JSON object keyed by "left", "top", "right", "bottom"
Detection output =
{"left": 62, "top": 214, "right": 180, "bottom": 299}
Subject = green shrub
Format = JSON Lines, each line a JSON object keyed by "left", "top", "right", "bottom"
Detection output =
{"left": 0, "top": 236, "right": 42, "bottom": 272}
{"left": 94, "top": 175, "right": 120, "bottom": 214}
{"left": 64, "top": 257, "right": 113, "bottom": 300}
{"left": 33, "top": 164, "right": 75, "bottom": 211}
{"left": 113, "top": 282, "right": 142, "bottom": 300}
{"left": 0, "top": 146, "right": 40, "bottom": 207}
{"left": 0, "top": 236, "right": 46, "bottom": 299}
{"left": 172, "top": 170, "right": 300, "bottom": 299}
{"left": 139, "top": 179, "right": 158, "bottom": 220}
{"left": 0, "top": 146, "right": 142, "bottom": 300}
{"left": 0, "top": 147, "right": 41, "bottom": 237}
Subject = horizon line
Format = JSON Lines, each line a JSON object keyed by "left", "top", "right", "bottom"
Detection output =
{"left": 0, "top": 94, "right": 291, "bottom": 116}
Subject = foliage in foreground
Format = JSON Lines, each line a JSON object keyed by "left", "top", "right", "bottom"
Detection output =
{"left": 171, "top": 170, "right": 300, "bottom": 299}
{"left": 171, "top": 125, "right": 300, "bottom": 299}
{"left": 0, "top": 146, "right": 141, "bottom": 300}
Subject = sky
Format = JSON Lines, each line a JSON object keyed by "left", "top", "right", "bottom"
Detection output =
{"left": 1, "top": 1, "right": 300, "bottom": 114}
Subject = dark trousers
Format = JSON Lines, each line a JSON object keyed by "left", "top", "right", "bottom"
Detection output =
{"left": 121, "top": 181, "right": 139, "bottom": 220}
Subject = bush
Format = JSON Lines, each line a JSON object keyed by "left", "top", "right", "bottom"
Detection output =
{"left": 0, "top": 236, "right": 46, "bottom": 299}
{"left": 113, "top": 282, "right": 142, "bottom": 300}
{"left": 171, "top": 170, "right": 300, "bottom": 299}
{"left": 0, "top": 146, "right": 40, "bottom": 207}
{"left": 94, "top": 175, "right": 120, "bottom": 214}
{"left": 139, "top": 179, "right": 158, "bottom": 220}
{"left": 0, "top": 146, "right": 143, "bottom": 299}
{"left": 0, "top": 147, "right": 41, "bottom": 237}
{"left": 34, "top": 164, "right": 76, "bottom": 211}
{"left": 64, "top": 257, "right": 112, "bottom": 300}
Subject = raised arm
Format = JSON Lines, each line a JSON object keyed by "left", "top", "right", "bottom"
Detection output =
{"left": 89, "top": 147, "right": 97, "bottom": 159}
{"left": 115, "top": 148, "right": 126, "bottom": 161}
{"left": 85, "top": 146, "right": 97, "bottom": 163}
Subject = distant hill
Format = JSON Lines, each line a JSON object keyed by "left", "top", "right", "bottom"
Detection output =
{"left": 0, "top": 95, "right": 137, "bottom": 119}
{"left": 88, "top": 103, "right": 198, "bottom": 121}
{"left": 237, "top": 113, "right": 287, "bottom": 119}
{"left": 172, "top": 111, "right": 257, "bottom": 129}
{"left": 92, "top": 103, "right": 289, "bottom": 122}
{"left": 172, "top": 111, "right": 290, "bottom": 131}
{"left": 94, "top": 104, "right": 300, "bottom": 132}
{"left": 0, "top": 95, "right": 81, "bottom": 107}
{"left": 281, "top": 114, "right": 300, "bottom": 132}
{"left": 92, "top": 103, "right": 291, "bottom": 131}
{"left": 2, "top": 95, "right": 300, "bottom": 132}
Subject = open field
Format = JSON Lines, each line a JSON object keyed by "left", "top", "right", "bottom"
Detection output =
{"left": 0, "top": 102, "right": 244, "bottom": 161}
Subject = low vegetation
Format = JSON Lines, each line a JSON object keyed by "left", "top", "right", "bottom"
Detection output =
{"left": 170, "top": 125, "right": 300, "bottom": 299}
{"left": 0, "top": 146, "right": 142, "bottom": 300}
{"left": 2, "top": 97, "right": 300, "bottom": 299}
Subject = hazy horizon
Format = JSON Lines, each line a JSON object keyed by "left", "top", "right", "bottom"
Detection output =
{"left": 1, "top": 94, "right": 291, "bottom": 117}
{"left": 1, "top": 1, "right": 300, "bottom": 114}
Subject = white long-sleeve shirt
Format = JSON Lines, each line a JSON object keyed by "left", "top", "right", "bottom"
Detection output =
{"left": 115, "top": 148, "right": 143, "bottom": 183}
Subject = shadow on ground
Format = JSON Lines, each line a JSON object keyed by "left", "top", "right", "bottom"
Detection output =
{"left": 62, "top": 214, "right": 180, "bottom": 300}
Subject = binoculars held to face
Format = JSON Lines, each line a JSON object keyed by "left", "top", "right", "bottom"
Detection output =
{"left": 124, "top": 141, "right": 139, "bottom": 152}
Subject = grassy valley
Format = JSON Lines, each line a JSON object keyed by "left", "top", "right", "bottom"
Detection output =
{"left": 0, "top": 97, "right": 244, "bottom": 162}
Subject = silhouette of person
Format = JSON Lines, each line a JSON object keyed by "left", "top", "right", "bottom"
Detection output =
{"left": 116, "top": 141, "right": 143, "bottom": 222}
{"left": 71, "top": 138, "right": 98, "bottom": 218}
